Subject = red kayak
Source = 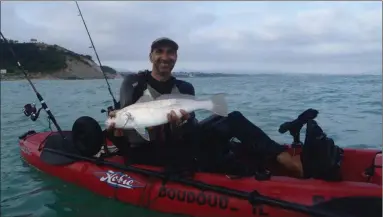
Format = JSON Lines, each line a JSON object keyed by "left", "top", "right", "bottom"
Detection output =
{"left": 19, "top": 130, "right": 382, "bottom": 217}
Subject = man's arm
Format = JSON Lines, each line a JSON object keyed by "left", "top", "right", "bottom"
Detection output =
{"left": 119, "top": 74, "right": 139, "bottom": 108}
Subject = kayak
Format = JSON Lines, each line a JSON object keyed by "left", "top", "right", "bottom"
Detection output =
{"left": 19, "top": 130, "right": 382, "bottom": 217}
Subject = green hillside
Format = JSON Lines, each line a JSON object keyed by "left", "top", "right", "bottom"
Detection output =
{"left": 0, "top": 39, "right": 116, "bottom": 77}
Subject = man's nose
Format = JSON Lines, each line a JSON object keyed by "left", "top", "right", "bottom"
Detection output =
{"left": 159, "top": 53, "right": 172, "bottom": 60}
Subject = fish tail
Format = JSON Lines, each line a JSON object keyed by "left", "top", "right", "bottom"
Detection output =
{"left": 210, "top": 93, "right": 228, "bottom": 117}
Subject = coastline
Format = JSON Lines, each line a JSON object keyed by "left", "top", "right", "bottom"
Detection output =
{"left": 0, "top": 74, "right": 57, "bottom": 81}
{"left": 0, "top": 75, "right": 116, "bottom": 81}
{"left": 0, "top": 75, "right": 117, "bottom": 82}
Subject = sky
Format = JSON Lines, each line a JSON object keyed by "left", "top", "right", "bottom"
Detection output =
{"left": 1, "top": 1, "right": 382, "bottom": 74}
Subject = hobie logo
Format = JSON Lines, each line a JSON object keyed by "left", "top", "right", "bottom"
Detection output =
{"left": 95, "top": 170, "right": 145, "bottom": 189}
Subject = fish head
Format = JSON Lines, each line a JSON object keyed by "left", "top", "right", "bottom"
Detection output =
{"left": 110, "top": 111, "right": 136, "bottom": 129}
{"left": 105, "top": 110, "right": 136, "bottom": 129}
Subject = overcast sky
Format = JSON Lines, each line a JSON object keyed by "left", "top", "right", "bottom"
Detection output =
{"left": 1, "top": 1, "right": 382, "bottom": 74}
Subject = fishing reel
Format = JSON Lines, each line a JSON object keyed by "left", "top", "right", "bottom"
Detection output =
{"left": 101, "top": 106, "right": 115, "bottom": 116}
{"left": 23, "top": 103, "right": 43, "bottom": 122}
{"left": 101, "top": 101, "right": 120, "bottom": 116}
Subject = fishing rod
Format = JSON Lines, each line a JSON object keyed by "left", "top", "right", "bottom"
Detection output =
{"left": 0, "top": 32, "right": 66, "bottom": 139}
{"left": 74, "top": 1, "right": 118, "bottom": 110}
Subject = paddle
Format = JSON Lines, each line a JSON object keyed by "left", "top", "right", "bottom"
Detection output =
{"left": 38, "top": 146, "right": 380, "bottom": 217}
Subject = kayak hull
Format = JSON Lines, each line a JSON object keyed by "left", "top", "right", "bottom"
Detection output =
{"left": 19, "top": 131, "right": 382, "bottom": 217}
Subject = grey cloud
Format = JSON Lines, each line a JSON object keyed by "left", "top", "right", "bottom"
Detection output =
{"left": 1, "top": 1, "right": 382, "bottom": 74}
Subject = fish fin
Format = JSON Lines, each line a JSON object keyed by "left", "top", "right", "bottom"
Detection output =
{"left": 136, "top": 95, "right": 154, "bottom": 103}
{"left": 210, "top": 93, "right": 228, "bottom": 117}
{"left": 155, "top": 93, "right": 196, "bottom": 101}
{"left": 134, "top": 127, "right": 150, "bottom": 141}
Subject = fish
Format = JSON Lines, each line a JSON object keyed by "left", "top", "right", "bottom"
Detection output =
{"left": 105, "top": 93, "right": 228, "bottom": 141}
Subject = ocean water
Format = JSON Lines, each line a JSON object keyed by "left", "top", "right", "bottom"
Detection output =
{"left": 1, "top": 74, "right": 382, "bottom": 217}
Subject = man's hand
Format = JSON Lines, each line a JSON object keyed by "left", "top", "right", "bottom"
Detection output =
{"left": 106, "top": 110, "right": 117, "bottom": 131}
{"left": 167, "top": 109, "right": 190, "bottom": 126}
{"left": 107, "top": 110, "right": 124, "bottom": 137}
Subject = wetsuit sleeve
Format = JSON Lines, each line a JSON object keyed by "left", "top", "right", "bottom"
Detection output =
{"left": 119, "top": 74, "right": 138, "bottom": 108}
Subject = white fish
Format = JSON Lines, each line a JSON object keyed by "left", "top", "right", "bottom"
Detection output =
{"left": 105, "top": 93, "right": 228, "bottom": 141}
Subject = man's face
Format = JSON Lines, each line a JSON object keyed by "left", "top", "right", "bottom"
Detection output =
{"left": 150, "top": 45, "right": 177, "bottom": 77}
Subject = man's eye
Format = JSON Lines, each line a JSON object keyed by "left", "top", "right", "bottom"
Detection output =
{"left": 166, "top": 50, "right": 175, "bottom": 55}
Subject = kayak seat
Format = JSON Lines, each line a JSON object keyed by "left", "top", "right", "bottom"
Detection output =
{"left": 71, "top": 116, "right": 104, "bottom": 157}
{"left": 40, "top": 116, "right": 107, "bottom": 165}
{"left": 40, "top": 132, "right": 80, "bottom": 165}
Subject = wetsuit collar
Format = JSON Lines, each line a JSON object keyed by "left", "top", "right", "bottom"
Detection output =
{"left": 146, "top": 72, "right": 176, "bottom": 94}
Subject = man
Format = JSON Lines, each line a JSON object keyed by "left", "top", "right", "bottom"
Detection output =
{"left": 108, "top": 37, "right": 198, "bottom": 169}
{"left": 108, "top": 37, "right": 313, "bottom": 179}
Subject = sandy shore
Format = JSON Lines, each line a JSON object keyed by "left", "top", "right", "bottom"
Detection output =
{"left": 0, "top": 74, "right": 57, "bottom": 81}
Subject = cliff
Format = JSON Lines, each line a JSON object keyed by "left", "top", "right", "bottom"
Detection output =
{"left": 0, "top": 39, "right": 117, "bottom": 80}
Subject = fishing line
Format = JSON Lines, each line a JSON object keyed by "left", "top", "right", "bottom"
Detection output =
{"left": 0, "top": 31, "right": 66, "bottom": 139}
{"left": 74, "top": 1, "right": 118, "bottom": 109}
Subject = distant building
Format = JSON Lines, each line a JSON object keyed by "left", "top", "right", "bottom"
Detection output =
{"left": 0, "top": 69, "right": 7, "bottom": 74}
{"left": 30, "top": 38, "right": 37, "bottom": 43}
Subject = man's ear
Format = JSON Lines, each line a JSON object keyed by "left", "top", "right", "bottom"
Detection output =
{"left": 149, "top": 53, "right": 153, "bottom": 63}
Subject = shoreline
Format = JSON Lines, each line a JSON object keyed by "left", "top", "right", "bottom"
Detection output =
{"left": 0, "top": 73, "right": 117, "bottom": 81}
{"left": 0, "top": 76, "right": 117, "bottom": 81}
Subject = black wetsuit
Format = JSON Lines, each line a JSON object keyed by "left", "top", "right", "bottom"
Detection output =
{"left": 120, "top": 72, "right": 197, "bottom": 168}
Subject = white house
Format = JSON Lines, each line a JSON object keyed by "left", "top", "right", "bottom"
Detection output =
{"left": 0, "top": 69, "right": 7, "bottom": 74}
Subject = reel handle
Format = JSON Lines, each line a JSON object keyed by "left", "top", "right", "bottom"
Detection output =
{"left": 101, "top": 106, "right": 115, "bottom": 116}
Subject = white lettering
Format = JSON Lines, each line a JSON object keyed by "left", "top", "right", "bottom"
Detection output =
{"left": 99, "top": 170, "right": 144, "bottom": 189}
